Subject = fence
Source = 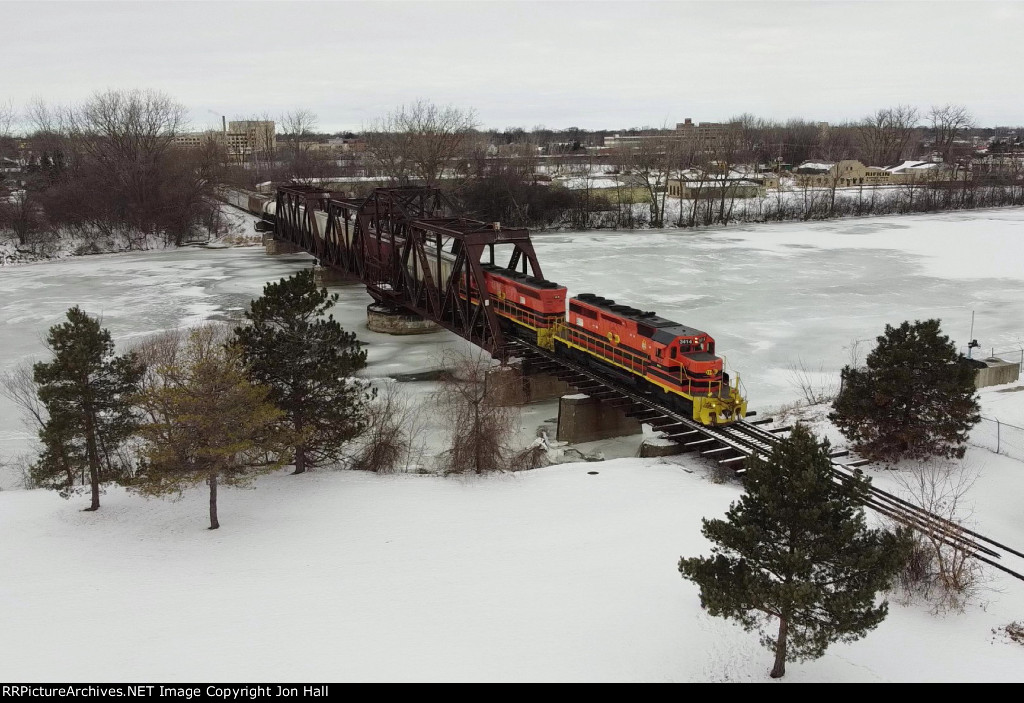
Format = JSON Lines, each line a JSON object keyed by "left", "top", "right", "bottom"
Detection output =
{"left": 969, "top": 416, "right": 1024, "bottom": 461}
{"left": 967, "top": 347, "right": 1024, "bottom": 370}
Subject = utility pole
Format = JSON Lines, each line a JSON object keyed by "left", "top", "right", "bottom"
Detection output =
{"left": 967, "top": 310, "right": 980, "bottom": 359}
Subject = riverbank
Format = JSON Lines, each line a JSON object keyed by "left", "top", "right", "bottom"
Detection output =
{"left": 0, "top": 202, "right": 263, "bottom": 267}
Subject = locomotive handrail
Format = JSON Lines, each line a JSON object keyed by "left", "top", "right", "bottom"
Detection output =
{"left": 559, "top": 325, "right": 648, "bottom": 376}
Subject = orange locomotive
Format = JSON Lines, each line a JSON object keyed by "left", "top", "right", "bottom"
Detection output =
{"left": 557, "top": 294, "right": 746, "bottom": 424}
{"left": 481, "top": 263, "right": 567, "bottom": 333}
{"left": 476, "top": 265, "right": 747, "bottom": 425}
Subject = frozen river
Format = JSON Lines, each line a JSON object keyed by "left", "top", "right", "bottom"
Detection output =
{"left": 538, "top": 207, "right": 1024, "bottom": 408}
{"left": 2, "top": 207, "right": 1024, "bottom": 487}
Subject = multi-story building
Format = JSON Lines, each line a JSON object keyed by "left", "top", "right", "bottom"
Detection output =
{"left": 604, "top": 118, "right": 740, "bottom": 151}
{"left": 172, "top": 119, "right": 276, "bottom": 162}
{"left": 674, "top": 118, "right": 734, "bottom": 146}
{"left": 171, "top": 130, "right": 223, "bottom": 150}
{"left": 227, "top": 120, "right": 275, "bottom": 156}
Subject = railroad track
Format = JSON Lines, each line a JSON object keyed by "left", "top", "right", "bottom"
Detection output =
{"left": 507, "top": 338, "right": 1024, "bottom": 583}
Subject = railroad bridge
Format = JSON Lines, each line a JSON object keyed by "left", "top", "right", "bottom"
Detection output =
{"left": 271, "top": 183, "right": 542, "bottom": 355}
{"left": 266, "top": 183, "right": 1024, "bottom": 583}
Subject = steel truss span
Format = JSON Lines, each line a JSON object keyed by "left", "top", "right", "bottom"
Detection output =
{"left": 273, "top": 184, "right": 543, "bottom": 354}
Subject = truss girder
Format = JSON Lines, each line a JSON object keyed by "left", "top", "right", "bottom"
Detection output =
{"left": 272, "top": 186, "right": 545, "bottom": 354}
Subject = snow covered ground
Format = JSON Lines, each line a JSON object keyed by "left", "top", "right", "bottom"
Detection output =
{"left": 1, "top": 449, "right": 1022, "bottom": 682}
{"left": 2, "top": 207, "right": 1024, "bottom": 680}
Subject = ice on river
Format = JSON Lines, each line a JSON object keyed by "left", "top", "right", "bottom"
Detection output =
{"left": 3, "top": 207, "right": 1024, "bottom": 488}
{"left": 535, "top": 208, "right": 1024, "bottom": 411}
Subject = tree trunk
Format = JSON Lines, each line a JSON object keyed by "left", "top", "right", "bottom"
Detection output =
{"left": 292, "top": 413, "right": 306, "bottom": 474}
{"left": 86, "top": 462, "right": 100, "bottom": 511}
{"left": 83, "top": 410, "right": 101, "bottom": 511}
{"left": 290, "top": 409, "right": 305, "bottom": 474}
{"left": 770, "top": 615, "right": 788, "bottom": 678}
{"left": 208, "top": 472, "right": 219, "bottom": 530}
{"left": 474, "top": 400, "right": 482, "bottom": 474}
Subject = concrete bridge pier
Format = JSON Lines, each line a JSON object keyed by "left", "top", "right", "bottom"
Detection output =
{"left": 522, "top": 373, "right": 571, "bottom": 403}
{"left": 366, "top": 303, "right": 440, "bottom": 335}
{"left": 556, "top": 393, "right": 642, "bottom": 444}
{"left": 313, "top": 265, "right": 354, "bottom": 288}
{"left": 486, "top": 362, "right": 571, "bottom": 406}
{"left": 515, "top": 357, "right": 571, "bottom": 404}
{"left": 265, "top": 236, "right": 300, "bottom": 255}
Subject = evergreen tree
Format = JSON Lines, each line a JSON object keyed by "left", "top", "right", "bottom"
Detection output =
{"left": 132, "top": 326, "right": 287, "bottom": 529}
{"left": 232, "top": 269, "right": 373, "bottom": 474}
{"left": 679, "top": 425, "right": 909, "bottom": 678}
{"left": 830, "top": 319, "right": 980, "bottom": 461}
{"left": 32, "top": 306, "right": 142, "bottom": 510}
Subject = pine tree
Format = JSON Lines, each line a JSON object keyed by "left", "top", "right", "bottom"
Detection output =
{"left": 132, "top": 326, "right": 287, "bottom": 529}
{"left": 830, "top": 319, "right": 980, "bottom": 462}
{"left": 32, "top": 306, "right": 142, "bottom": 510}
{"left": 679, "top": 425, "right": 910, "bottom": 678}
{"left": 232, "top": 269, "right": 373, "bottom": 474}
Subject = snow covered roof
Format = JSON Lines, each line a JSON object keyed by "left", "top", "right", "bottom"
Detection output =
{"left": 885, "top": 160, "right": 937, "bottom": 173}
{"left": 674, "top": 170, "right": 767, "bottom": 185}
{"left": 795, "top": 162, "right": 834, "bottom": 173}
{"left": 676, "top": 177, "right": 762, "bottom": 187}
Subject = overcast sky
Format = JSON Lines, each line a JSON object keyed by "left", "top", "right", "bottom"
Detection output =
{"left": 4, "top": 1, "right": 1023, "bottom": 132}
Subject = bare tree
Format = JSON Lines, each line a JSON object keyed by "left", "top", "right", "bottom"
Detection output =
{"left": 278, "top": 109, "right": 333, "bottom": 183}
{"left": 787, "top": 358, "right": 839, "bottom": 405}
{"left": 69, "top": 90, "right": 187, "bottom": 206}
{"left": 363, "top": 110, "right": 413, "bottom": 184}
{"left": 33, "top": 89, "right": 220, "bottom": 245}
{"left": 624, "top": 131, "right": 676, "bottom": 227}
{"left": 0, "top": 189, "right": 42, "bottom": 245}
{"left": 566, "top": 151, "right": 601, "bottom": 229}
{"left": 928, "top": 104, "right": 974, "bottom": 164}
{"left": 1, "top": 367, "right": 51, "bottom": 490}
{"left": 352, "top": 380, "right": 428, "bottom": 473}
{"left": 765, "top": 118, "right": 824, "bottom": 168}
{"left": 673, "top": 136, "right": 716, "bottom": 227}
{"left": 857, "top": 105, "right": 920, "bottom": 166}
{"left": 817, "top": 127, "right": 858, "bottom": 215}
{"left": 710, "top": 120, "right": 752, "bottom": 225}
{"left": 0, "top": 99, "right": 15, "bottom": 144}
{"left": 280, "top": 109, "right": 319, "bottom": 160}
{"left": 0, "top": 363, "right": 47, "bottom": 434}
{"left": 364, "top": 100, "right": 479, "bottom": 187}
{"left": 894, "top": 462, "right": 985, "bottom": 613}
{"left": 432, "top": 347, "right": 523, "bottom": 474}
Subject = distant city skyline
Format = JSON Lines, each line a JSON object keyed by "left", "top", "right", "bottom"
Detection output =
{"left": 4, "top": 1, "right": 1023, "bottom": 133}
